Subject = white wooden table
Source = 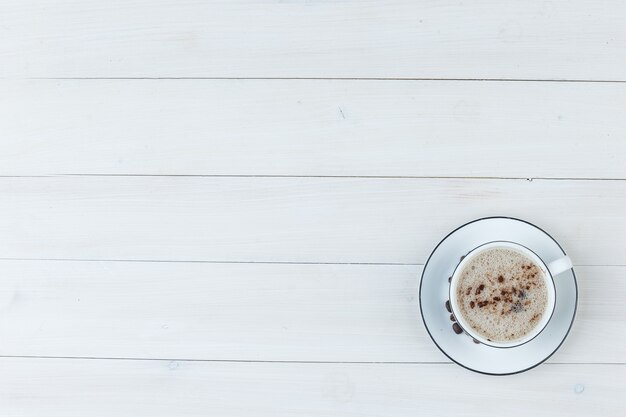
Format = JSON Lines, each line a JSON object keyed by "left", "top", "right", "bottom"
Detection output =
{"left": 1, "top": 1, "right": 626, "bottom": 415}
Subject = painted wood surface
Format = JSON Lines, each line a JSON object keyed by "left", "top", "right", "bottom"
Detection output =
{"left": 2, "top": 1, "right": 626, "bottom": 415}
{"left": 1, "top": 359, "right": 623, "bottom": 417}
{"left": 1, "top": 80, "right": 625, "bottom": 178}
{"left": 0, "top": 177, "right": 623, "bottom": 264}
{"left": 0, "top": 260, "right": 621, "bottom": 364}
{"left": 2, "top": 1, "right": 626, "bottom": 80}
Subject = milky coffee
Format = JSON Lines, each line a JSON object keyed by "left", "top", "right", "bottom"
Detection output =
{"left": 455, "top": 247, "right": 548, "bottom": 343}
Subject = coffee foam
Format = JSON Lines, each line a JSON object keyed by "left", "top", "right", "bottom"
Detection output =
{"left": 455, "top": 247, "right": 548, "bottom": 343}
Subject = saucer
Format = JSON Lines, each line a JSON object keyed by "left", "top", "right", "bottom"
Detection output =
{"left": 419, "top": 217, "right": 578, "bottom": 375}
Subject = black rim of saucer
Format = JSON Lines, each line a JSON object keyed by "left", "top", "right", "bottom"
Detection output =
{"left": 418, "top": 216, "right": 578, "bottom": 376}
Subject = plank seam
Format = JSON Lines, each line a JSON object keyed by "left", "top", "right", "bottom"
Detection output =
{"left": 0, "top": 355, "right": 623, "bottom": 365}
{"left": 14, "top": 77, "right": 626, "bottom": 83}
{"left": 0, "top": 257, "right": 621, "bottom": 267}
{"left": 1, "top": 175, "right": 626, "bottom": 181}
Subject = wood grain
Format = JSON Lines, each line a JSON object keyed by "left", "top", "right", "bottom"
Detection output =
{"left": 1, "top": 80, "right": 625, "bottom": 178}
{"left": 2, "top": 1, "right": 626, "bottom": 80}
{"left": 0, "top": 176, "right": 624, "bottom": 264}
{"left": 3, "top": 0, "right": 625, "bottom": 413}
{"left": 1, "top": 358, "right": 623, "bottom": 416}
{"left": 0, "top": 260, "right": 620, "bottom": 363}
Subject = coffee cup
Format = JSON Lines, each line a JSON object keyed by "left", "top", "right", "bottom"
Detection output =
{"left": 449, "top": 241, "right": 572, "bottom": 348}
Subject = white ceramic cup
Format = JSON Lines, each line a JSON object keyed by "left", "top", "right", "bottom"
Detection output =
{"left": 449, "top": 241, "right": 573, "bottom": 348}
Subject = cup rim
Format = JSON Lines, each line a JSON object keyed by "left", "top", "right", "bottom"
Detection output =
{"left": 449, "top": 240, "right": 557, "bottom": 349}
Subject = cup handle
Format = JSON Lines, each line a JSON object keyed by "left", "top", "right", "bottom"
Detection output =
{"left": 547, "top": 255, "right": 573, "bottom": 277}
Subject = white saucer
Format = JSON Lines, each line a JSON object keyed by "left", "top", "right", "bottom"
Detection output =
{"left": 419, "top": 217, "right": 578, "bottom": 375}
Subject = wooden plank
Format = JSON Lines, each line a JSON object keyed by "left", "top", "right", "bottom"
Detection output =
{"left": 1, "top": 80, "right": 625, "bottom": 178}
{"left": 0, "top": 177, "right": 624, "bottom": 264}
{"left": 0, "top": 260, "right": 620, "bottom": 363}
{"left": 1, "top": 1, "right": 626, "bottom": 80}
{"left": 0, "top": 359, "right": 623, "bottom": 416}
